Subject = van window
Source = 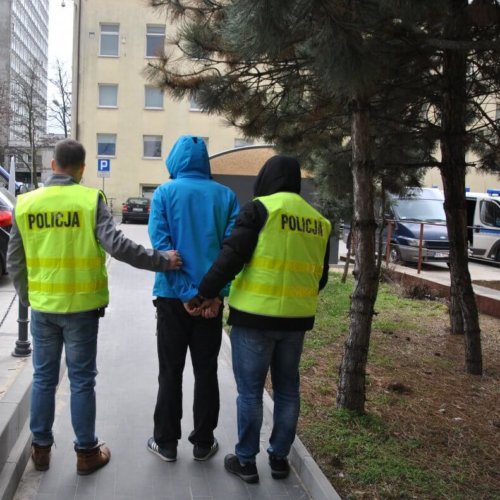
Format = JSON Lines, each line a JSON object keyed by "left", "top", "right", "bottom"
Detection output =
{"left": 392, "top": 199, "right": 446, "bottom": 222}
{"left": 480, "top": 200, "right": 500, "bottom": 228}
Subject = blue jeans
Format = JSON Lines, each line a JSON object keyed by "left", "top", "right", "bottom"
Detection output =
{"left": 230, "top": 326, "right": 305, "bottom": 464}
{"left": 30, "top": 309, "right": 100, "bottom": 449}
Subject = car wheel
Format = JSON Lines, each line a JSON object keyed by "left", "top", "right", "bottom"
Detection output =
{"left": 389, "top": 246, "right": 402, "bottom": 264}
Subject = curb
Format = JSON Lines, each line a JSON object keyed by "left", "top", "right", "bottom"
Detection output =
{"left": 220, "top": 331, "right": 341, "bottom": 500}
{"left": 387, "top": 268, "right": 500, "bottom": 319}
{"left": 0, "top": 358, "right": 66, "bottom": 500}
{"left": 0, "top": 361, "right": 32, "bottom": 500}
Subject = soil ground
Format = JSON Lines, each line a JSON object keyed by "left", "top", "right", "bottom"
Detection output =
{"left": 294, "top": 276, "right": 500, "bottom": 499}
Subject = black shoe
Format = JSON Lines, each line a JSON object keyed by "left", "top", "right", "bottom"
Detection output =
{"left": 224, "top": 453, "right": 259, "bottom": 483}
{"left": 269, "top": 454, "right": 290, "bottom": 479}
{"left": 147, "top": 437, "right": 177, "bottom": 462}
{"left": 193, "top": 438, "right": 219, "bottom": 461}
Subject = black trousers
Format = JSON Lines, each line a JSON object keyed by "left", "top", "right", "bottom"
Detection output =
{"left": 153, "top": 297, "right": 222, "bottom": 448}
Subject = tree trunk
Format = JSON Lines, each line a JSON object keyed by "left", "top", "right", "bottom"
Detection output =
{"left": 449, "top": 288, "right": 464, "bottom": 334}
{"left": 440, "top": 0, "right": 482, "bottom": 373}
{"left": 336, "top": 98, "right": 379, "bottom": 414}
{"left": 31, "top": 142, "right": 37, "bottom": 188}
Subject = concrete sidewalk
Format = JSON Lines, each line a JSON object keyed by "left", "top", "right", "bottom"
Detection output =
{"left": 1, "top": 224, "right": 339, "bottom": 500}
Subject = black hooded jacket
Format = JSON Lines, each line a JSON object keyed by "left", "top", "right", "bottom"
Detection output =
{"left": 198, "top": 155, "right": 330, "bottom": 331}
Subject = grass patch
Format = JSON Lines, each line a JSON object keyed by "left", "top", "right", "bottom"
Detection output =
{"left": 298, "top": 272, "right": 500, "bottom": 499}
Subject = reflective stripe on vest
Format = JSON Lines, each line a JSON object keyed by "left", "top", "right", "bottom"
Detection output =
{"left": 229, "top": 192, "right": 331, "bottom": 318}
{"left": 15, "top": 184, "right": 109, "bottom": 313}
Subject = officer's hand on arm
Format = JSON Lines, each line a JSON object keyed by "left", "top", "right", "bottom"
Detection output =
{"left": 164, "top": 250, "right": 182, "bottom": 270}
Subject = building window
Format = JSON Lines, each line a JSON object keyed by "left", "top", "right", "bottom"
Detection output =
{"left": 145, "top": 86, "right": 163, "bottom": 109}
{"left": 143, "top": 135, "right": 162, "bottom": 158}
{"left": 97, "top": 133, "right": 117, "bottom": 157}
{"left": 98, "top": 84, "right": 118, "bottom": 107}
{"left": 141, "top": 185, "right": 158, "bottom": 199}
{"left": 234, "top": 138, "right": 255, "bottom": 148}
{"left": 100, "top": 24, "right": 119, "bottom": 57}
{"left": 189, "top": 95, "right": 203, "bottom": 112}
{"left": 146, "top": 25, "right": 165, "bottom": 58}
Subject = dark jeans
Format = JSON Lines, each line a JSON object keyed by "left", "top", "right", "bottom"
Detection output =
{"left": 153, "top": 298, "right": 222, "bottom": 448}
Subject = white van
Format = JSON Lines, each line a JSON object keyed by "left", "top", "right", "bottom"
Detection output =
{"left": 466, "top": 191, "right": 500, "bottom": 263}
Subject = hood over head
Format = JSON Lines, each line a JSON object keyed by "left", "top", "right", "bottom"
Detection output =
{"left": 165, "top": 135, "right": 211, "bottom": 179}
{"left": 253, "top": 155, "right": 301, "bottom": 197}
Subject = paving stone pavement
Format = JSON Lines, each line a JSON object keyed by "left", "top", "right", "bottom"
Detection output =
{"left": 4, "top": 225, "right": 500, "bottom": 499}
{"left": 9, "top": 224, "right": 339, "bottom": 500}
{"left": 0, "top": 280, "right": 27, "bottom": 403}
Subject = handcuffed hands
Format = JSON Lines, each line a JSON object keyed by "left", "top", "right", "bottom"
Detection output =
{"left": 165, "top": 250, "right": 183, "bottom": 270}
{"left": 183, "top": 295, "right": 222, "bottom": 319}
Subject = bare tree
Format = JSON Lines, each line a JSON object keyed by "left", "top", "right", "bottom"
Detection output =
{"left": 9, "top": 61, "right": 46, "bottom": 188}
{"left": 48, "top": 59, "right": 71, "bottom": 138}
{"left": 0, "top": 80, "right": 11, "bottom": 165}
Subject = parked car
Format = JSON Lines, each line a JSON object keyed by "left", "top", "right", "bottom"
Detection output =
{"left": 0, "top": 187, "right": 15, "bottom": 274}
{"left": 0, "top": 166, "right": 28, "bottom": 195}
{"left": 466, "top": 191, "right": 500, "bottom": 263}
{"left": 121, "top": 197, "right": 150, "bottom": 223}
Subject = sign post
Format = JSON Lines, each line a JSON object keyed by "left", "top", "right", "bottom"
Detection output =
{"left": 8, "top": 156, "right": 16, "bottom": 196}
{"left": 97, "top": 159, "right": 111, "bottom": 193}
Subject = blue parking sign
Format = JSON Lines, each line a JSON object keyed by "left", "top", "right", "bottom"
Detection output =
{"left": 97, "top": 159, "right": 110, "bottom": 177}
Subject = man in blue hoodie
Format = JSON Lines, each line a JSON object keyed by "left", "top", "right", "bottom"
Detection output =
{"left": 147, "top": 135, "right": 239, "bottom": 463}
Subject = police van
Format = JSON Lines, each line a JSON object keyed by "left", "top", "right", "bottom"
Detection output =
{"left": 383, "top": 187, "right": 449, "bottom": 263}
{"left": 342, "top": 187, "right": 450, "bottom": 264}
{"left": 466, "top": 190, "right": 500, "bottom": 263}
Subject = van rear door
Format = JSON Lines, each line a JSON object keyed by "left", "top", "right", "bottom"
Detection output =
{"left": 473, "top": 198, "right": 500, "bottom": 261}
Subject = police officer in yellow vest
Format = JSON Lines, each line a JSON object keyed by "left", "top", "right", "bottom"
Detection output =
{"left": 7, "top": 139, "right": 182, "bottom": 475}
{"left": 194, "top": 155, "right": 331, "bottom": 483}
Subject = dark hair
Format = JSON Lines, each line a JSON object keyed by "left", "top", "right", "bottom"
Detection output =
{"left": 54, "top": 139, "right": 86, "bottom": 169}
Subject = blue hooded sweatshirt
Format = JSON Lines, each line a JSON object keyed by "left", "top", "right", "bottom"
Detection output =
{"left": 148, "top": 135, "right": 240, "bottom": 302}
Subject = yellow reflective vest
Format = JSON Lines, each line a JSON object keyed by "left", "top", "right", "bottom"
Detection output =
{"left": 229, "top": 192, "right": 331, "bottom": 318}
{"left": 15, "top": 184, "right": 109, "bottom": 313}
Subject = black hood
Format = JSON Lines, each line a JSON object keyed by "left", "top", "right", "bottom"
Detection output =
{"left": 253, "top": 155, "right": 301, "bottom": 197}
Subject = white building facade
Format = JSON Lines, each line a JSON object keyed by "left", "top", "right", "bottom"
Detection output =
{"left": 72, "top": 0, "right": 252, "bottom": 207}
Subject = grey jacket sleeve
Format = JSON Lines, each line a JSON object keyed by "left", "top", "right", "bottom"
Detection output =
{"left": 6, "top": 209, "right": 29, "bottom": 307}
{"left": 95, "top": 196, "right": 171, "bottom": 272}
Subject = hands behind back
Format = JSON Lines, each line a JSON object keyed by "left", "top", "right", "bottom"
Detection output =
{"left": 183, "top": 296, "right": 222, "bottom": 319}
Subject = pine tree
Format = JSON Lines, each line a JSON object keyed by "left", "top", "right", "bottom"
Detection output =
{"left": 405, "top": 0, "right": 500, "bottom": 373}
{"left": 147, "top": 0, "right": 500, "bottom": 409}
